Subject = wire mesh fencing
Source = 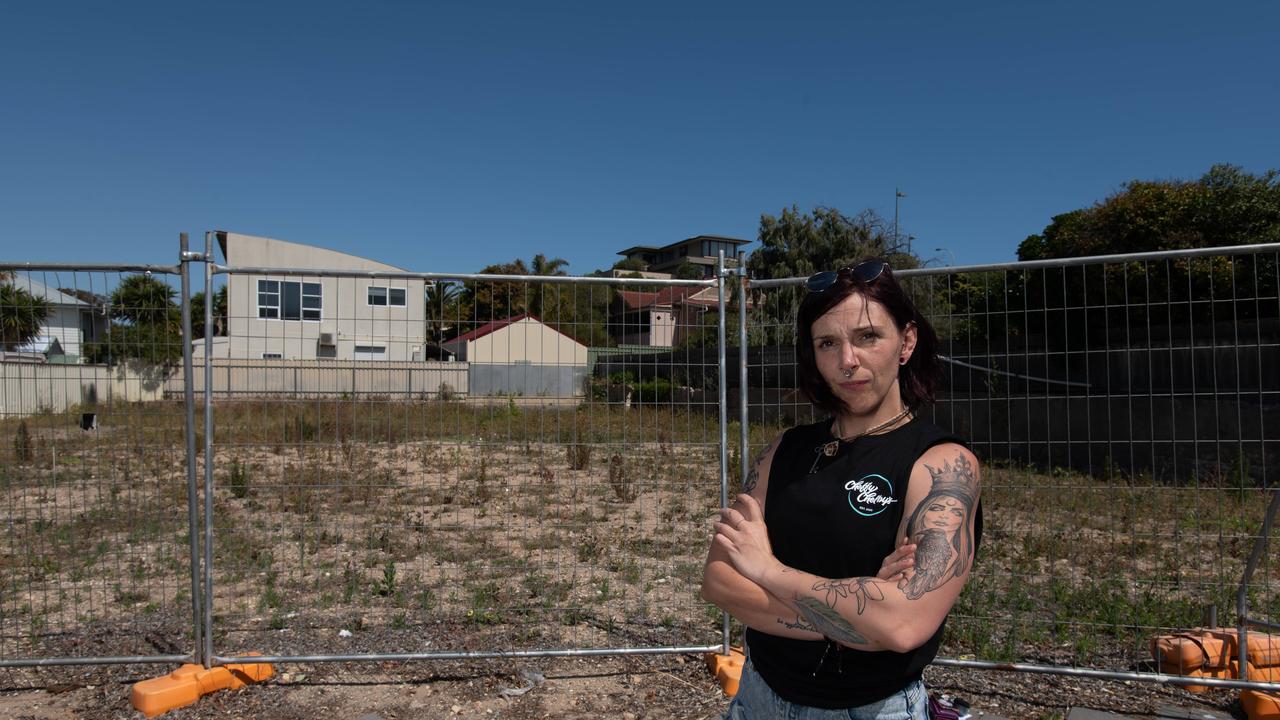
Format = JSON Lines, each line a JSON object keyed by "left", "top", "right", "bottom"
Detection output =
{"left": 3, "top": 241, "right": 1279, "bottom": 698}
{"left": 0, "top": 265, "right": 196, "bottom": 673}
{"left": 201, "top": 266, "right": 729, "bottom": 662}
{"left": 744, "top": 244, "right": 1279, "bottom": 684}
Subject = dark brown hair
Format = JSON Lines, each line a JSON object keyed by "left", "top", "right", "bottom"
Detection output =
{"left": 795, "top": 258, "right": 941, "bottom": 415}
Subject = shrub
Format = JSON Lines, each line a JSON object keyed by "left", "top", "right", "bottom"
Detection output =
{"left": 226, "top": 459, "right": 251, "bottom": 499}
{"left": 608, "top": 453, "right": 637, "bottom": 503}
{"left": 566, "top": 442, "right": 591, "bottom": 471}
{"left": 633, "top": 376, "right": 673, "bottom": 404}
{"left": 13, "top": 420, "right": 34, "bottom": 462}
{"left": 566, "top": 409, "right": 592, "bottom": 470}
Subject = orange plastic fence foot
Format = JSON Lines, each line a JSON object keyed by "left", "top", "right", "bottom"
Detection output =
{"left": 131, "top": 657, "right": 273, "bottom": 718}
{"left": 1242, "top": 689, "right": 1280, "bottom": 720}
{"left": 705, "top": 646, "right": 746, "bottom": 697}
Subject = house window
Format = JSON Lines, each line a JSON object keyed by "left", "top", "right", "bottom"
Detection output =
{"left": 258, "top": 280, "right": 280, "bottom": 318}
{"left": 261, "top": 352, "right": 282, "bottom": 359}
{"left": 354, "top": 345, "right": 386, "bottom": 361}
{"left": 258, "top": 280, "right": 322, "bottom": 321}
{"left": 700, "top": 239, "right": 740, "bottom": 260}
{"left": 367, "top": 286, "right": 406, "bottom": 307}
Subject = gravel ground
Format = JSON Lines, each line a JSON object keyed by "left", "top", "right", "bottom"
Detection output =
{"left": 0, "top": 653, "right": 1249, "bottom": 719}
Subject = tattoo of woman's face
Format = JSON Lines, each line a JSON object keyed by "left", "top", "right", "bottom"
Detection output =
{"left": 899, "top": 453, "right": 978, "bottom": 599}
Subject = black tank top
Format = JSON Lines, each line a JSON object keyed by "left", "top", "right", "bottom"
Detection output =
{"left": 744, "top": 417, "right": 981, "bottom": 708}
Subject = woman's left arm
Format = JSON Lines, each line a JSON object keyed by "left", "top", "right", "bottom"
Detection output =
{"left": 712, "top": 443, "right": 980, "bottom": 654}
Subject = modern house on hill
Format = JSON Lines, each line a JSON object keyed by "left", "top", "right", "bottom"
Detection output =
{"left": 615, "top": 235, "right": 750, "bottom": 279}
{"left": 607, "top": 234, "right": 752, "bottom": 346}
{"left": 213, "top": 231, "right": 428, "bottom": 361}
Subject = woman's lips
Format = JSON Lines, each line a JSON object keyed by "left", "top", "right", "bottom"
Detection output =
{"left": 839, "top": 380, "right": 870, "bottom": 390}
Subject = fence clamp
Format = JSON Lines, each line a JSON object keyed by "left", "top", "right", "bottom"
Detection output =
{"left": 180, "top": 251, "right": 207, "bottom": 262}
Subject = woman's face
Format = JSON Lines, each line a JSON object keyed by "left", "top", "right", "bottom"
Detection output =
{"left": 922, "top": 495, "right": 965, "bottom": 534}
{"left": 810, "top": 292, "right": 916, "bottom": 417}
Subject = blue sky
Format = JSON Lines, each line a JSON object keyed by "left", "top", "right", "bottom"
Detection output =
{"left": 1, "top": 1, "right": 1276, "bottom": 274}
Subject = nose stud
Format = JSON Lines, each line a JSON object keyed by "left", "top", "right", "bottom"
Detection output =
{"left": 843, "top": 369, "right": 853, "bottom": 379}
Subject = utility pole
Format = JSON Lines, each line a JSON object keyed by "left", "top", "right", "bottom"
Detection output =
{"left": 894, "top": 189, "right": 907, "bottom": 255}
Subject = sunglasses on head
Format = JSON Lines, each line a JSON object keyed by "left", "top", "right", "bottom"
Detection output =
{"left": 805, "top": 260, "right": 889, "bottom": 293}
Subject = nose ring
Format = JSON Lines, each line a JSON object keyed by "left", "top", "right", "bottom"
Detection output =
{"left": 843, "top": 369, "right": 853, "bottom": 379}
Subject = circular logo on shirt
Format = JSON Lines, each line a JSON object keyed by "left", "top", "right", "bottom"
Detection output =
{"left": 844, "top": 474, "right": 898, "bottom": 517}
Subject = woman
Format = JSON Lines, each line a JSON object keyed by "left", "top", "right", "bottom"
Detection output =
{"left": 701, "top": 259, "right": 982, "bottom": 719}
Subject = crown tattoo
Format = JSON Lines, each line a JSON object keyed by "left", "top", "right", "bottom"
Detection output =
{"left": 926, "top": 454, "right": 975, "bottom": 494}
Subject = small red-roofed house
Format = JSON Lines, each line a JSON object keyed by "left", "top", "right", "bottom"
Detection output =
{"left": 609, "top": 286, "right": 724, "bottom": 347}
{"left": 442, "top": 313, "right": 588, "bottom": 396}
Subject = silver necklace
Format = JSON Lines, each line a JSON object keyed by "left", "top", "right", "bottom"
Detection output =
{"left": 809, "top": 408, "right": 912, "bottom": 474}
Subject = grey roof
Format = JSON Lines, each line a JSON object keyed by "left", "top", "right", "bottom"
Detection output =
{"left": 10, "top": 274, "right": 92, "bottom": 307}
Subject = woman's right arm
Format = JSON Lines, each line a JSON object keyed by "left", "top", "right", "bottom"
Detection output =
{"left": 700, "top": 434, "right": 826, "bottom": 641}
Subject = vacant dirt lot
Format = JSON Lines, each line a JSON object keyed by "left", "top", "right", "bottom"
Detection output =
{"left": 0, "top": 651, "right": 1249, "bottom": 719}
{"left": 1, "top": 401, "right": 1272, "bottom": 718}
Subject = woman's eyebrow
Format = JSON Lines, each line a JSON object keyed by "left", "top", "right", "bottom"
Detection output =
{"left": 812, "top": 324, "right": 878, "bottom": 337}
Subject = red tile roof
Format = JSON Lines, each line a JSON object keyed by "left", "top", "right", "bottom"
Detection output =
{"left": 615, "top": 286, "right": 704, "bottom": 310}
{"left": 444, "top": 313, "right": 587, "bottom": 347}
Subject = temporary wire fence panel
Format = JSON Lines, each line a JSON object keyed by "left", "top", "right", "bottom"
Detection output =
{"left": 745, "top": 246, "right": 1279, "bottom": 678}
{"left": 0, "top": 268, "right": 195, "bottom": 674}
{"left": 207, "top": 269, "right": 726, "bottom": 660}
{"left": 5, "top": 243, "right": 1275, "bottom": 695}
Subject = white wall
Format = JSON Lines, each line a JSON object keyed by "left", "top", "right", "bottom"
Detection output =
{"left": 1, "top": 362, "right": 169, "bottom": 417}
{"left": 460, "top": 318, "right": 588, "bottom": 366}
{"left": 167, "top": 358, "right": 468, "bottom": 398}
{"left": 219, "top": 232, "right": 426, "bottom": 361}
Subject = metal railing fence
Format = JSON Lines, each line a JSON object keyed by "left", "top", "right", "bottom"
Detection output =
{"left": 2, "top": 239, "right": 1279, "bottom": 697}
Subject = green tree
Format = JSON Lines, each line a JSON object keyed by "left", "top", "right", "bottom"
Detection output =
{"left": 109, "top": 274, "right": 178, "bottom": 326}
{"left": 86, "top": 274, "right": 182, "bottom": 364}
{"left": 1018, "top": 164, "right": 1280, "bottom": 259}
{"left": 190, "top": 285, "right": 227, "bottom": 339}
{"left": 611, "top": 257, "right": 647, "bottom": 272}
{"left": 425, "top": 281, "right": 462, "bottom": 343}
{"left": 1011, "top": 164, "right": 1280, "bottom": 348}
{"left": 745, "top": 206, "right": 919, "bottom": 344}
{"left": 464, "top": 259, "right": 530, "bottom": 323}
{"left": 0, "top": 275, "right": 51, "bottom": 351}
{"left": 529, "top": 253, "right": 570, "bottom": 320}
{"left": 673, "top": 262, "right": 705, "bottom": 280}
{"left": 530, "top": 253, "right": 569, "bottom": 277}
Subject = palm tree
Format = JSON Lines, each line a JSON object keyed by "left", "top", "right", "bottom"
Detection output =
{"left": 0, "top": 275, "right": 51, "bottom": 351}
{"left": 529, "top": 253, "right": 569, "bottom": 319}
{"left": 110, "top": 274, "right": 177, "bottom": 327}
{"left": 190, "top": 285, "right": 228, "bottom": 339}
{"left": 424, "top": 281, "right": 461, "bottom": 343}
{"left": 530, "top": 254, "right": 569, "bottom": 277}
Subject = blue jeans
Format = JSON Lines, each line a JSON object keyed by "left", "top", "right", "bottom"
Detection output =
{"left": 725, "top": 660, "right": 929, "bottom": 720}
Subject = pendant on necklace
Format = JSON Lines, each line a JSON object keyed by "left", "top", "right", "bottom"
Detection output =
{"left": 809, "top": 440, "right": 841, "bottom": 474}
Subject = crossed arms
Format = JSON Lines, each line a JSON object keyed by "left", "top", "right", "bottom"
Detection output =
{"left": 700, "top": 439, "right": 981, "bottom": 653}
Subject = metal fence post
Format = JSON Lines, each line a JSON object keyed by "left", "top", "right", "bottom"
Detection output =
{"left": 179, "top": 232, "right": 206, "bottom": 667}
{"left": 716, "top": 250, "right": 731, "bottom": 655}
{"left": 737, "top": 258, "right": 749, "bottom": 498}
{"left": 202, "top": 231, "right": 215, "bottom": 668}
